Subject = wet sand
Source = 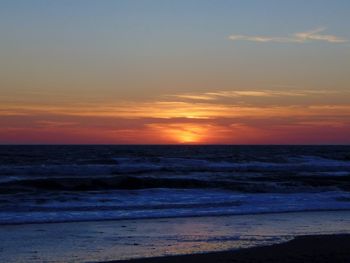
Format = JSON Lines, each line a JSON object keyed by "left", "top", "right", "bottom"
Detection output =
{"left": 104, "top": 234, "right": 350, "bottom": 263}
{"left": 2, "top": 211, "right": 350, "bottom": 262}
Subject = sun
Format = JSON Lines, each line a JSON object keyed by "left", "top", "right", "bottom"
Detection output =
{"left": 168, "top": 124, "right": 206, "bottom": 144}
{"left": 177, "top": 130, "right": 200, "bottom": 144}
{"left": 147, "top": 123, "right": 210, "bottom": 144}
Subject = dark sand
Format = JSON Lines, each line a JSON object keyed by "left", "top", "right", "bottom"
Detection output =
{"left": 103, "top": 234, "right": 350, "bottom": 263}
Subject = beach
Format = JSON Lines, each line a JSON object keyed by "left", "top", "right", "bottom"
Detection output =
{"left": 1, "top": 211, "right": 350, "bottom": 263}
{"left": 105, "top": 234, "right": 350, "bottom": 263}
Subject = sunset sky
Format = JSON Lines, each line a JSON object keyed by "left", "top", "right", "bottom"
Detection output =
{"left": 1, "top": 0, "right": 350, "bottom": 144}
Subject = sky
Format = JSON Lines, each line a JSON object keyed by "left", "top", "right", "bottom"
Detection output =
{"left": 1, "top": 0, "right": 350, "bottom": 144}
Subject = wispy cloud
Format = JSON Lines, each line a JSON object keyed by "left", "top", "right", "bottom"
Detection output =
{"left": 2, "top": 90, "right": 349, "bottom": 121}
{"left": 2, "top": 99, "right": 350, "bottom": 121}
{"left": 170, "top": 89, "right": 340, "bottom": 102}
{"left": 229, "top": 27, "right": 348, "bottom": 44}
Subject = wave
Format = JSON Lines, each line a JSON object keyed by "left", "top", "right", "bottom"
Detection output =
{"left": 1, "top": 172, "right": 350, "bottom": 194}
{"left": 1, "top": 156, "right": 350, "bottom": 178}
{"left": 1, "top": 146, "right": 350, "bottom": 225}
{"left": 1, "top": 190, "right": 350, "bottom": 225}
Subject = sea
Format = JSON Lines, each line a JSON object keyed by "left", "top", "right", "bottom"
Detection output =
{"left": 1, "top": 145, "right": 350, "bottom": 225}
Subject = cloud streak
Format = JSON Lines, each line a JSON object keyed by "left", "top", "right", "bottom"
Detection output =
{"left": 229, "top": 28, "right": 348, "bottom": 44}
{"left": 170, "top": 89, "right": 344, "bottom": 102}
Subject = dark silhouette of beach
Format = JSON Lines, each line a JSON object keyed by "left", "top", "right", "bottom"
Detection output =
{"left": 104, "top": 235, "right": 350, "bottom": 263}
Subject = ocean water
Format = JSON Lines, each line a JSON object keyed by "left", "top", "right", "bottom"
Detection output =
{"left": 1, "top": 145, "right": 350, "bottom": 225}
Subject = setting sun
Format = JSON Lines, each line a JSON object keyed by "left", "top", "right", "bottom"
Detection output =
{"left": 147, "top": 123, "right": 208, "bottom": 144}
{"left": 166, "top": 124, "right": 207, "bottom": 144}
{"left": 176, "top": 126, "right": 204, "bottom": 144}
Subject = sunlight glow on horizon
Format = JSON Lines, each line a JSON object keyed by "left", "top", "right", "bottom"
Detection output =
{"left": 1, "top": 89, "right": 350, "bottom": 144}
{"left": 150, "top": 123, "right": 208, "bottom": 144}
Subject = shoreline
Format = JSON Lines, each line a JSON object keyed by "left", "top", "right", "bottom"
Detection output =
{"left": 100, "top": 234, "right": 350, "bottom": 263}
{"left": 2, "top": 211, "right": 350, "bottom": 262}
{"left": 3, "top": 207, "right": 350, "bottom": 226}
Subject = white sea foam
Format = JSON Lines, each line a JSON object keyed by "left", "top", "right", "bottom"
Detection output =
{"left": 1, "top": 189, "right": 350, "bottom": 224}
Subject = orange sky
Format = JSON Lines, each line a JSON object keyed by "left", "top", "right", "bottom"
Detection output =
{"left": 1, "top": 89, "right": 350, "bottom": 144}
